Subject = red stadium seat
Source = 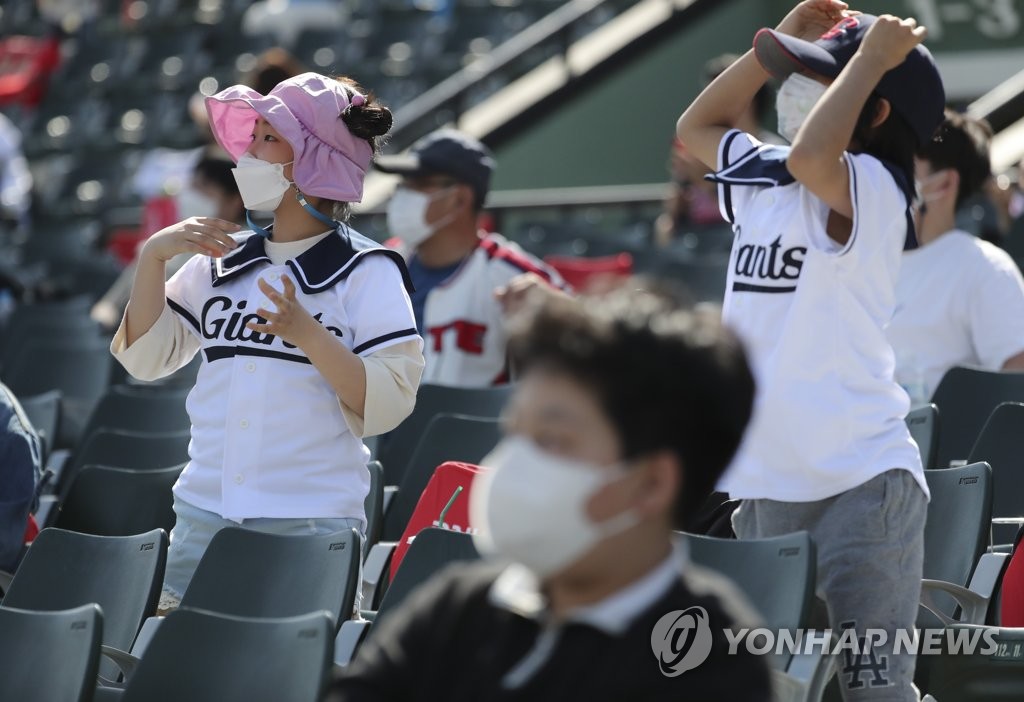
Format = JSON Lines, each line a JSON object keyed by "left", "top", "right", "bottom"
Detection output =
{"left": 543, "top": 252, "right": 633, "bottom": 292}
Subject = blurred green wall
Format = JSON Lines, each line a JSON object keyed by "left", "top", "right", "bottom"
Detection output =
{"left": 490, "top": 0, "right": 772, "bottom": 191}
{"left": 491, "top": 0, "right": 1024, "bottom": 190}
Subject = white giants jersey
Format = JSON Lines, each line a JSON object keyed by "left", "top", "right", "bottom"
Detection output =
{"left": 713, "top": 130, "right": 926, "bottom": 502}
{"left": 421, "top": 233, "right": 566, "bottom": 387}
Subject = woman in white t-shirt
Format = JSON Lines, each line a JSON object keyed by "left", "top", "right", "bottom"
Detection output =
{"left": 677, "top": 3, "right": 944, "bottom": 700}
{"left": 112, "top": 73, "right": 424, "bottom": 611}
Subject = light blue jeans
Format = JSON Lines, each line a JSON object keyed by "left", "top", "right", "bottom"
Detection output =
{"left": 162, "top": 496, "right": 364, "bottom": 611}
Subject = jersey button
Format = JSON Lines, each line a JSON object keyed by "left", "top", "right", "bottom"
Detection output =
{"left": 269, "top": 272, "right": 280, "bottom": 281}
{"left": 239, "top": 419, "right": 249, "bottom": 429}
{"left": 234, "top": 474, "right": 244, "bottom": 485}
{"left": 245, "top": 362, "right": 256, "bottom": 372}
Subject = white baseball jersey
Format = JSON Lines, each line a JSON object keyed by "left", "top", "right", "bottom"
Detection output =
{"left": 417, "top": 233, "right": 566, "bottom": 388}
{"left": 888, "top": 229, "right": 1024, "bottom": 400}
{"left": 115, "top": 227, "right": 421, "bottom": 522}
{"left": 713, "top": 129, "right": 926, "bottom": 502}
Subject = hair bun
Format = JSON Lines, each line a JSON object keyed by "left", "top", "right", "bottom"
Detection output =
{"left": 342, "top": 99, "right": 393, "bottom": 141}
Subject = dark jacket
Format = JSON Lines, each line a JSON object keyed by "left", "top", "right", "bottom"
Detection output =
{"left": 0, "top": 382, "right": 41, "bottom": 572}
{"left": 328, "top": 560, "right": 773, "bottom": 702}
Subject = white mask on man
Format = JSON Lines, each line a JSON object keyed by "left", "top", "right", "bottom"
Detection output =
{"left": 231, "top": 154, "right": 294, "bottom": 212}
{"left": 385, "top": 186, "right": 456, "bottom": 248}
{"left": 175, "top": 187, "right": 218, "bottom": 220}
{"left": 469, "top": 436, "right": 639, "bottom": 579}
{"left": 776, "top": 73, "right": 828, "bottom": 142}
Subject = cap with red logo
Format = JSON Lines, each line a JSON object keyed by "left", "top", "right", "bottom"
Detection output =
{"left": 753, "top": 14, "right": 945, "bottom": 145}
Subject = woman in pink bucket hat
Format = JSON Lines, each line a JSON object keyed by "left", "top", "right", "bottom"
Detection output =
{"left": 111, "top": 72, "right": 424, "bottom": 612}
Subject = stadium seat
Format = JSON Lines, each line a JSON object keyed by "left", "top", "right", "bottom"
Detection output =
{"left": 543, "top": 252, "right": 633, "bottom": 292}
{"left": 967, "top": 402, "right": 1024, "bottom": 545}
{"left": 51, "top": 464, "right": 183, "bottom": 536}
{"left": 376, "top": 383, "right": 512, "bottom": 486}
{"left": 688, "top": 532, "right": 816, "bottom": 672}
{"left": 920, "top": 463, "right": 993, "bottom": 626}
{"left": 3, "top": 338, "right": 112, "bottom": 408}
{"left": 364, "top": 460, "right": 384, "bottom": 557}
{"left": 176, "top": 527, "right": 361, "bottom": 628}
{"left": 381, "top": 413, "right": 501, "bottom": 541}
{"left": 56, "top": 428, "right": 191, "bottom": 497}
{"left": 1001, "top": 527, "right": 1024, "bottom": 627}
{"left": 79, "top": 384, "right": 190, "bottom": 442}
{"left": 906, "top": 403, "right": 939, "bottom": 470}
{"left": 110, "top": 608, "right": 333, "bottom": 702}
{"left": 1, "top": 528, "right": 166, "bottom": 680}
{"left": 921, "top": 625, "right": 1024, "bottom": 701}
{"left": 930, "top": 367, "right": 1024, "bottom": 468}
{"left": 0, "top": 604, "right": 103, "bottom": 702}
{"left": 687, "top": 532, "right": 833, "bottom": 701}
{"left": 339, "top": 528, "right": 479, "bottom": 665}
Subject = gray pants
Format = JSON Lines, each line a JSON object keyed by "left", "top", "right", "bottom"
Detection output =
{"left": 732, "top": 469, "right": 928, "bottom": 702}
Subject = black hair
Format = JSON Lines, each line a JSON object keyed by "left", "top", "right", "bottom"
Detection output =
{"left": 507, "top": 284, "right": 755, "bottom": 530}
{"left": 313, "top": 75, "right": 394, "bottom": 222}
{"left": 917, "top": 110, "right": 992, "bottom": 209}
{"left": 246, "top": 48, "right": 307, "bottom": 96}
{"left": 851, "top": 93, "right": 919, "bottom": 203}
{"left": 193, "top": 149, "right": 239, "bottom": 198}
{"left": 704, "top": 52, "right": 773, "bottom": 125}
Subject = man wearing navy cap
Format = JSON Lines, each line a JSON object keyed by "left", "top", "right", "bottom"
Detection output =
{"left": 376, "top": 129, "right": 566, "bottom": 388}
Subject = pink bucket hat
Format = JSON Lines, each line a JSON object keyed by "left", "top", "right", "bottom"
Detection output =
{"left": 205, "top": 72, "right": 373, "bottom": 202}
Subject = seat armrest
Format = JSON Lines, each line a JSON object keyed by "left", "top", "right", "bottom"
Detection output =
{"left": 919, "top": 553, "right": 1010, "bottom": 626}
{"left": 382, "top": 485, "right": 398, "bottom": 515}
{"left": 772, "top": 630, "right": 836, "bottom": 702}
{"left": 920, "top": 580, "right": 988, "bottom": 626}
{"left": 98, "top": 646, "right": 140, "bottom": 687}
{"left": 363, "top": 541, "right": 397, "bottom": 608}
{"left": 334, "top": 619, "right": 372, "bottom": 667}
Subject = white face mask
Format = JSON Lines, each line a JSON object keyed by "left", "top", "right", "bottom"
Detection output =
{"left": 175, "top": 187, "right": 218, "bottom": 220}
{"left": 776, "top": 73, "right": 828, "bottom": 142}
{"left": 232, "top": 154, "right": 294, "bottom": 212}
{"left": 469, "top": 436, "right": 640, "bottom": 579}
{"left": 386, "top": 186, "right": 456, "bottom": 248}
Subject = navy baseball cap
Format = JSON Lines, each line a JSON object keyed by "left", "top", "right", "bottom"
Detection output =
{"left": 374, "top": 128, "right": 495, "bottom": 205}
{"left": 753, "top": 14, "right": 945, "bottom": 145}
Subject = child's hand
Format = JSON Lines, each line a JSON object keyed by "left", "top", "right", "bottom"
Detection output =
{"left": 857, "top": 15, "right": 927, "bottom": 72}
{"left": 776, "top": 0, "right": 852, "bottom": 42}
{"left": 246, "top": 274, "right": 320, "bottom": 348}
{"left": 142, "top": 217, "right": 241, "bottom": 262}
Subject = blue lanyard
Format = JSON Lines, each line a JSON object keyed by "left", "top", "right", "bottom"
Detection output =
{"left": 247, "top": 190, "right": 340, "bottom": 239}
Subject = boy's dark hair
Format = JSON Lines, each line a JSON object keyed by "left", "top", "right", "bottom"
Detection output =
{"left": 193, "top": 149, "right": 239, "bottom": 198}
{"left": 507, "top": 284, "right": 755, "bottom": 530}
{"left": 852, "top": 93, "right": 920, "bottom": 202}
{"left": 917, "top": 110, "right": 993, "bottom": 209}
{"left": 315, "top": 76, "right": 393, "bottom": 222}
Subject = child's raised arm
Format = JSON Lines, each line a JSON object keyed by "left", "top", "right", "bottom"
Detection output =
{"left": 677, "top": 0, "right": 850, "bottom": 170}
{"left": 787, "top": 15, "right": 928, "bottom": 219}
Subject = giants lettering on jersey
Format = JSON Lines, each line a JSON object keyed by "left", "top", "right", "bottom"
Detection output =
{"left": 427, "top": 320, "right": 487, "bottom": 355}
{"left": 733, "top": 232, "right": 807, "bottom": 293}
{"left": 201, "top": 295, "right": 343, "bottom": 350}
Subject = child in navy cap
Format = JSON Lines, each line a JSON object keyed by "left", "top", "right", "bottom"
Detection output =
{"left": 678, "top": 2, "right": 944, "bottom": 700}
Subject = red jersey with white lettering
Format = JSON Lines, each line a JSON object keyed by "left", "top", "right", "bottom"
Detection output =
{"left": 418, "top": 233, "right": 566, "bottom": 387}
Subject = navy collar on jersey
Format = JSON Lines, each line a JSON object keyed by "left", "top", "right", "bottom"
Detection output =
{"left": 705, "top": 143, "right": 918, "bottom": 251}
{"left": 211, "top": 225, "right": 415, "bottom": 294}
